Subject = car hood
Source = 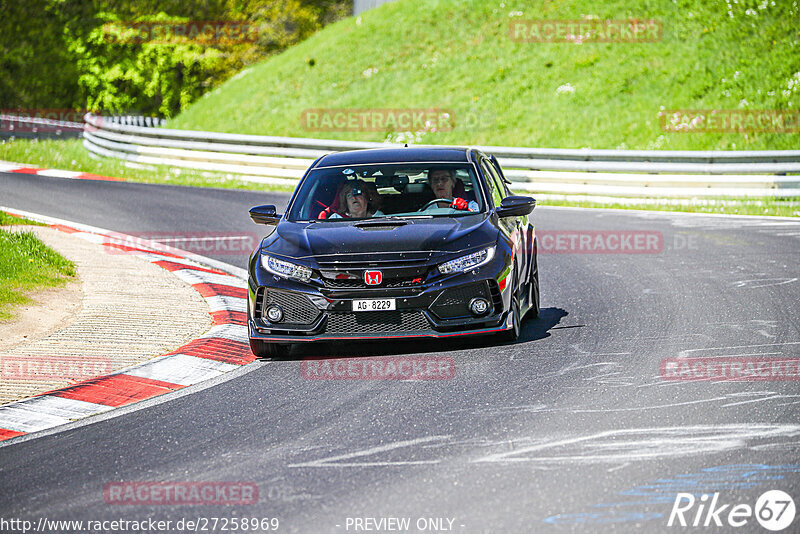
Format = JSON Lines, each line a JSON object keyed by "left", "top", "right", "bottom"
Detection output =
{"left": 263, "top": 215, "right": 496, "bottom": 261}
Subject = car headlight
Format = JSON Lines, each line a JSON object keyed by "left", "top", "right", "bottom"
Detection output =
{"left": 261, "top": 254, "right": 312, "bottom": 282}
{"left": 438, "top": 246, "right": 495, "bottom": 275}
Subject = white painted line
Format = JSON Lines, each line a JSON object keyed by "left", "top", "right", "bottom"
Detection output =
{"left": 472, "top": 425, "right": 800, "bottom": 464}
{"left": 156, "top": 235, "right": 253, "bottom": 244}
{"left": 76, "top": 232, "right": 184, "bottom": 257}
{"left": 0, "top": 406, "right": 72, "bottom": 433}
{"left": 567, "top": 396, "right": 741, "bottom": 412}
{"left": 72, "top": 231, "right": 110, "bottom": 244}
{"left": 36, "top": 169, "right": 83, "bottom": 179}
{"left": 172, "top": 268, "right": 247, "bottom": 289}
{"left": 199, "top": 324, "right": 249, "bottom": 343}
{"left": 0, "top": 207, "right": 135, "bottom": 236}
{"left": 607, "top": 462, "right": 631, "bottom": 473}
{"left": 206, "top": 294, "right": 247, "bottom": 313}
{"left": 721, "top": 394, "right": 800, "bottom": 408}
{"left": 135, "top": 252, "right": 213, "bottom": 269}
{"left": 0, "top": 162, "right": 24, "bottom": 172}
{"left": 677, "top": 341, "right": 800, "bottom": 358}
{"left": 8, "top": 396, "right": 115, "bottom": 420}
{"left": 125, "top": 353, "right": 238, "bottom": 386}
{"left": 289, "top": 435, "right": 450, "bottom": 468}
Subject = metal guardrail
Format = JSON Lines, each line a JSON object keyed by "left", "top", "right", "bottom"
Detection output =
{"left": 103, "top": 115, "right": 167, "bottom": 128}
{"left": 82, "top": 113, "right": 800, "bottom": 197}
{"left": 0, "top": 114, "right": 84, "bottom": 140}
{"left": 354, "top": 0, "right": 397, "bottom": 16}
{"left": 1, "top": 113, "right": 166, "bottom": 140}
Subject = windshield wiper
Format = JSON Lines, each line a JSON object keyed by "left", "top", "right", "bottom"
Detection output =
{"left": 374, "top": 215, "right": 433, "bottom": 220}
{"left": 354, "top": 219, "right": 410, "bottom": 227}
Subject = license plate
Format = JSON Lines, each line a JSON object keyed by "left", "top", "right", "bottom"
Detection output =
{"left": 353, "top": 299, "right": 396, "bottom": 312}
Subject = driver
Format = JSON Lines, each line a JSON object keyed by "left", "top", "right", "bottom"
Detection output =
{"left": 427, "top": 169, "right": 479, "bottom": 212}
{"left": 329, "top": 180, "right": 384, "bottom": 218}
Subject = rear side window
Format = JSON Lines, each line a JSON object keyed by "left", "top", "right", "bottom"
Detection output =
{"left": 480, "top": 160, "right": 504, "bottom": 208}
{"left": 490, "top": 158, "right": 512, "bottom": 196}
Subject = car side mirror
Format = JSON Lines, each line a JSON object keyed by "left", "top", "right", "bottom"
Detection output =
{"left": 496, "top": 196, "right": 536, "bottom": 218}
{"left": 249, "top": 205, "right": 281, "bottom": 225}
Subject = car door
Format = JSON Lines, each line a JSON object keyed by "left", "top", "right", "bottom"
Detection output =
{"left": 481, "top": 156, "right": 530, "bottom": 294}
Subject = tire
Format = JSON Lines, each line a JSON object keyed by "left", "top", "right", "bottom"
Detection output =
{"left": 499, "top": 292, "right": 521, "bottom": 343}
{"left": 527, "top": 264, "right": 540, "bottom": 319}
{"left": 250, "top": 339, "right": 292, "bottom": 359}
{"left": 523, "top": 241, "right": 539, "bottom": 319}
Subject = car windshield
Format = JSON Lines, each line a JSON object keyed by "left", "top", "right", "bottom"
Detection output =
{"left": 287, "top": 163, "right": 484, "bottom": 222}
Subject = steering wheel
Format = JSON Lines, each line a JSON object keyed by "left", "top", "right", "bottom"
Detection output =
{"left": 419, "top": 198, "right": 454, "bottom": 211}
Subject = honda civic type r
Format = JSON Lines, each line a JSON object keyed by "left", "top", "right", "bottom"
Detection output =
{"left": 247, "top": 147, "right": 539, "bottom": 358}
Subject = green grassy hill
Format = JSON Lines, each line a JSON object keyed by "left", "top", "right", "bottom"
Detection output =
{"left": 170, "top": 0, "right": 800, "bottom": 150}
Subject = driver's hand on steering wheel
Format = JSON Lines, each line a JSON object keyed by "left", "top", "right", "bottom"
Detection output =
{"left": 450, "top": 197, "right": 471, "bottom": 211}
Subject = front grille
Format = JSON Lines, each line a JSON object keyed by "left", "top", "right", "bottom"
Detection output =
{"left": 322, "top": 277, "right": 423, "bottom": 289}
{"left": 325, "top": 311, "right": 430, "bottom": 335}
{"left": 430, "top": 282, "right": 492, "bottom": 320}
{"left": 323, "top": 278, "right": 363, "bottom": 289}
{"left": 259, "top": 288, "right": 320, "bottom": 325}
{"left": 316, "top": 252, "right": 432, "bottom": 269}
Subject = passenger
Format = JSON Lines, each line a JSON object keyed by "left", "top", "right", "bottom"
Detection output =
{"left": 329, "top": 180, "right": 384, "bottom": 218}
{"left": 427, "top": 169, "right": 479, "bottom": 212}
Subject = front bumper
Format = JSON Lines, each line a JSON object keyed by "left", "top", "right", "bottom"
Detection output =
{"left": 248, "top": 261, "right": 513, "bottom": 343}
{"left": 248, "top": 320, "right": 510, "bottom": 343}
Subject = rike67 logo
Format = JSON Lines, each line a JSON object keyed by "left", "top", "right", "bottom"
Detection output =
{"left": 668, "top": 490, "right": 795, "bottom": 531}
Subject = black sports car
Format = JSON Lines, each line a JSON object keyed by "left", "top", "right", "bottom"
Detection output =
{"left": 247, "top": 147, "right": 538, "bottom": 357}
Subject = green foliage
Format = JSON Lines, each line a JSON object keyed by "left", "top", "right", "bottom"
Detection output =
{"left": 171, "top": 0, "right": 800, "bottom": 150}
{"left": 0, "top": 228, "right": 76, "bottom": 321}
{"left": 67, "top": 12, "right": 227, "bottom": 116}
{"left": 0, "top": 0, "right": 350, "bottom": 116}
{"left": 0, "top": 0, "right": 88, "bottom": 109}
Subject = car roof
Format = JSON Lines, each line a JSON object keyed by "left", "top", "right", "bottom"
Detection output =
{"left": 313, "top": 147, "right": 477, "bottom": 168}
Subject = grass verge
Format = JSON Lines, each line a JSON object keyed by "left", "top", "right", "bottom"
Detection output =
{"left": 535, "top": 197, "right": 800, "bottom": 217}
{"left": 0, "top": 138, "right": 294, "bottom": 192}
{"left": 0, "top": 224, "right": 77, "bottom": 321}
{"left": 0, "top": 211, "right": 46, "bottom": 226}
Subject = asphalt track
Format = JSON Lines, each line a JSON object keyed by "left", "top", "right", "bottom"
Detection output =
{"left": 2, "top": 171, "right": 800, "bottom": 533}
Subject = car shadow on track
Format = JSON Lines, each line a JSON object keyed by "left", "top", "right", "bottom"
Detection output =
{"left": 519, "top": 306, "right": 570, "bottom": 343}
{"left": 262, "top": 307, "right": 570, "bottom": 361}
